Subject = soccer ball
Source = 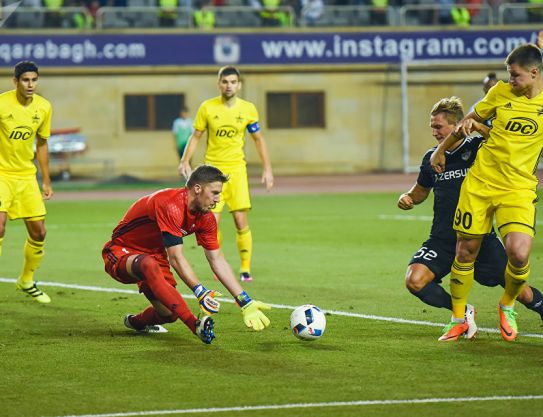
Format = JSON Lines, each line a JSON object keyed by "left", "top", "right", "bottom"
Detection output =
{"left": 290, "top": 304, "right": 326, "bottom": 341}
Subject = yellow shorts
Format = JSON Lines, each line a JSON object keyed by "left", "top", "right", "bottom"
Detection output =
{"left": 454, "top": 174, "right": 536, "bottom": 238}
{"left": 0, "top": 175, "right": 46, "bottom": 220}
{"left": 210, "top": 163, "right": 251, "bottom": 213}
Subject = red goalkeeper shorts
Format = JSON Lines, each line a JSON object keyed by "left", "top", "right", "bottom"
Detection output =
{"left": 102, "top": 241, "right": 176, "bottom": 295}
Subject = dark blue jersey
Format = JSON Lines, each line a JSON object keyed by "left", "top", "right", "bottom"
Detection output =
{"left": 417, "top": 136, "right": 487, "bottom": 243}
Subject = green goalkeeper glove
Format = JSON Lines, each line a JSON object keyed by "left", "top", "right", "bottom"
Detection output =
{"left": 235, "top": 291, "right": 271, "bottom": 331}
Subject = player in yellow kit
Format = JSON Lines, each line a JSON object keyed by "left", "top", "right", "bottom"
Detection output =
{"left": 0, "top": 61, "right": 53, "bottom": 303}
{"left": 179, "top": 66, "right": 274, "bottom": 282}
{"left": 431, "top": 44, "right": 543, "bottom": 341}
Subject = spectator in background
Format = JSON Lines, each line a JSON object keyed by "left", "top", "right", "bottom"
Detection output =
{"left": 259, "top": 0, "right": 289, "bottom": 26}
{"left": 172, "top": 107, "right": 193, "bottom": 159}
{"left": 43, "top": 0, "right": 64, "bottom": 27}
{"left": 193, "top": 0, "right": 215, "bottom": 28}
{"left": 434, "top": 0, "right": 470, "bottom": 26}
{"left": 369, "top": 0, "right": 388, "bottom": 26}
{"left": 300, "top": 0, "right": 323, "bottom": 25}
{"left": 159, "top": 0, "right": 178, "bottom": 26}
{"left": 527, "top": 0, "right": 543, "bottom": 23}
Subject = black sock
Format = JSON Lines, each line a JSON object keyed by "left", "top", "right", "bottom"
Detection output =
{"left": 522, "top": 286, "right": 543, "bottom": 320}
{"left": 411, "top": 281, "right": 453, "bottom": 310}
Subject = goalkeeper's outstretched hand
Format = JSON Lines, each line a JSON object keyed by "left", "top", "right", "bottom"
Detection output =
{"left": 241, "top": 300, "right": 271, "bottom": 331}
{"left": 192, "top": 284, "right": 222, "bottom": 315}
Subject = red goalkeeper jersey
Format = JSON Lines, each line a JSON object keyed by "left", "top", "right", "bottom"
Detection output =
{"left": 109, "top": 188, "right": 219, "bottom": 256}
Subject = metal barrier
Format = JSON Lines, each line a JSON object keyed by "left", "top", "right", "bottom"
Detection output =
{"left": 298, "top": 5, "right": 394, "bottom": 28}
{"left": 398, "top": 3, "right": 494, "bottom": 26}
{"left": 202, "top": 5, "right": 296, "bottom": 28}
{"left": 4, "top": 3, "right": 543, "bottom": 29}
{"left": 95, "top": 6, "right": 194, "bottom": 29}
{"left": 498, "top": 3, "right": 543, "bottom": 25}
{"left": 4, "top": 6, "right": 92, "bottom": 29}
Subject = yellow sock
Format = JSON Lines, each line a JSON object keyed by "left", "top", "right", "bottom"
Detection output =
{"left": 236, "top": 226, "right": 252, "bottom": 272}
{"left": 500, "top": 261, "right": 530, "bottom": 307}
{"left": 19, "top": 237, "right": 45, "bottom": 286}
{"left": 450, "top": 258, "right": 475, "bottom": 319}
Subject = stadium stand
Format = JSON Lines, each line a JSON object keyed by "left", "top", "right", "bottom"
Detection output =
{"left": 1, "top": 1, "right": 542, "bottom": 29}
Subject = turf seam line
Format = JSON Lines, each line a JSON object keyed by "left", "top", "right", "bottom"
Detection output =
{"left": 2, "top": 277, "right": 542, "bottom": 339}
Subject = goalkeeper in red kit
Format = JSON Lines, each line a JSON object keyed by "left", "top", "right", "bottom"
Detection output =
{"left": 101, "top": 165, "right": 271, "bottom": 344}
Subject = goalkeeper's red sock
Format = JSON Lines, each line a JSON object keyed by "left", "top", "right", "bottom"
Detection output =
{"left": 130, "top": 306, "right": 176, "bottom": 329}
{"left": 133, "top": 255, "right": 197, "bottom": 333}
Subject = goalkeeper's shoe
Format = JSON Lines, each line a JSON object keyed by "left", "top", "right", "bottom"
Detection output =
{"left": 438, "top": 320, "right": 468, "bottom": 342}
{"left": 195, "top": 315, "right": 215, "bottom": 344}
{"left": 464, "top": 304, "right": 478, "bottom": 340}
{"left": 16, "top": 280, "right": 51, "bottom": 304}
{"left": 124, "top": 315, "right": 168, "bottom": 334}
{"left": 240, "top": 272, "right": 253, "bottom": 282}
{"left": 498, "top": 304, "right": 518, "bottom": 342}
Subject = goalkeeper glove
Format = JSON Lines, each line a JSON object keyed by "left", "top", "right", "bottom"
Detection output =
{"left": 235, "top": 291, "right": 271, "bottom": 331}
{"left": 192, "top": 284, "right": 222, "bottom": 315}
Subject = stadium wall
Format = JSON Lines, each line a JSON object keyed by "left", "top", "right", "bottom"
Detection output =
{"left": 0, "top": 64, "right": 505, "bottom": 179}
{"left": 0, "top": 29, "right": 535, "bottom": 179}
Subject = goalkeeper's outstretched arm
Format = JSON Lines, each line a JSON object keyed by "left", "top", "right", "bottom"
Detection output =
{"left": 204, "top": 248, "right": 271, "bottom": 331}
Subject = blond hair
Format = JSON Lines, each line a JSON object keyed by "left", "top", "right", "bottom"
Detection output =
{"left": 430, "top": 96, "right": 464, "bottom": 125}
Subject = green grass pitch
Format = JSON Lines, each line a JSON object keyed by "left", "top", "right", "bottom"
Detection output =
{"left": 2, "top": 192, "right": 543, "bottom": 417}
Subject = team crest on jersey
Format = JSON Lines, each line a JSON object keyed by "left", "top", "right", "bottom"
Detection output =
{"left": 538, "top": 107, "right": 543, "bottom": 116}
{"left": 461, "top": 150, "right": 472, "bottom": 161}
{"left": 32, "top": 113, "right": 40, "bottom": 124}
{"left": 236, "top": 113, "right": 244, "bottom": 124}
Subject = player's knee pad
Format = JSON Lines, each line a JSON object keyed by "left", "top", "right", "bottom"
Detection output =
{"left": 131, "top": 254, "right": 161, "bottom": 281}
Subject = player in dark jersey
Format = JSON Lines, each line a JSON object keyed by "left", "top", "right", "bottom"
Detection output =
{"left": 398, "top": 96, "right": 543, "bottom": 340}
{"left": 102, "top": 165, "right": 271, "bottom": 345}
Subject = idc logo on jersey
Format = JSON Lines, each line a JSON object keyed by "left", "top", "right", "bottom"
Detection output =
{"left": 504, "top": 117, "right": 538, "bottom": 136}
{"left": 215, "top": 125, "right": 238, "bottom": 138}
{"left": 9, "top": 126, "right": 33, "bottom": 140}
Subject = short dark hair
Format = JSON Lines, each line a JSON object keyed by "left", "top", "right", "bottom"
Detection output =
{"left": 14, "top": 61, "right": 39, "bottom": 79}
{"left": 505, "top": 44, "right": 543, "bottom": 72}
{"left": 484, "top": 72, "right": 497, "bottom": 83}
{"left": 186, "top": 165, "right": 228, "bottom": 188}
{"left": 218, "top": 66, "right": 240, "bottom": 80}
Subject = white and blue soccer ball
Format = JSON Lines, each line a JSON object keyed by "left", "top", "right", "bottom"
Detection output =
{"left": 290, "top": 304, "right": 326, "bottom": 341}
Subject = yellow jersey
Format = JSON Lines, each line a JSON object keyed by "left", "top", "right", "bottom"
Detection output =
{"left": 0, "top": 90, "right": 52, "bottom": 178}
{"left": 473, "top": 80, "right": 543, "bottom": 190}
{"left": 194, "top": 96, "right": 260, "bottom": 167}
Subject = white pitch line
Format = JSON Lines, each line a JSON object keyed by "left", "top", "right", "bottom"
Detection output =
{"left": 2, "top": 277, "right": 542, "bottom": 339}
{"left": 46, "top": 395, "right": 543, "bottom": 417}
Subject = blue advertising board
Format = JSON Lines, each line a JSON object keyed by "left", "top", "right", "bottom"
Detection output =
{"left": 0, "top": 30, "right": 539, "bottom": 67}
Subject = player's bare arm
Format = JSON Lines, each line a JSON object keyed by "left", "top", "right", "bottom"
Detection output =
{"left": 178, "top": 129, "right": 204, "bottom": 178}
{"left": 429, "top": 129, "right": 465, "bottom": 173}
{"left": 398, "top": 183, "right": 431, "bottom": 210}
{"left": 36, "top": 137, "right": 53, "bottom": 200}
{"left": 251, "top": 131, "right": 274, "bottom": 191}
{"left": 471, "top": 120, "right": 490, "bottom": 138}
{"left": 167, "top": 242, "right": 223, "bottom": 315}
{"left": 204, "top": 248, "right": 244, "bottom": 296}
{"left": 166, "top": 243, "right": 201, "bottom": 289}
{"left": 458, "top": 111, "right": 484, "bottom": 137}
